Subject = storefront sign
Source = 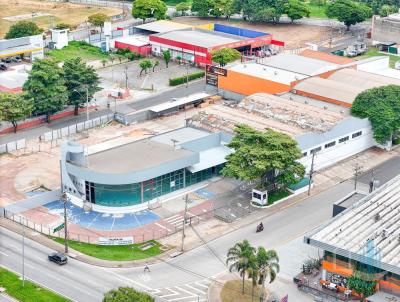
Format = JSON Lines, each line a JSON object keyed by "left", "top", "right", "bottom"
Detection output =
{"left": 206, "top": 65, "right": 227, "bottom": 77}
{"left": 98, "top": 236, "right": 134, "bottom": 245}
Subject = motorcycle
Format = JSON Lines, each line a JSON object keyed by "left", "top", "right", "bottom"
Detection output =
{"left": 256, "top": 223, "right": 264, "bottom": 233}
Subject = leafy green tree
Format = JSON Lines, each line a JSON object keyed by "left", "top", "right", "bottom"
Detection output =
{"left": 163, "top": 50, "right": 171, "bottom": 68}
{"left": 378, "top": 4, "right": 397, "bottom": 16}
{"left": 285, "top": 0, "right": 310, "bottom": 22}
{"left": 5, "top": 21, "right": 42, "bottom": 39}
{"left": 132, "top": 0, "right": 167, "bottom": 23}
{"left": 0, "top": 93, "right": 33, "bottom": 133}
{"left": 326, "top": 0, "right": 372, "bottom": 30}
{"left": 191, "top": 0, "right": 213, "bottom": 17}
{"left": 211, "top": 48, "right": 241, "bottom": 66}
{"left": 351, "top": 85, "right": 400, "bottom": 144}
{"left": 222, "top": 124, "right": 305, "bottom": 187}
{"left": 63, "top": 57, "right": 101, "bottom": 115}
{"left": 176, "top": 2, "right": 191, "bottom": 15}
{"left": 226, "top": 240, "right": 256, "bottom": 294}
{"left": 22, "top": 59, "right": 67, "bottom": 123}
{"left": 139, "top": 59, "right": 153, "bottom": 76}
{"left": 347, "top": 275, "right": 376, "bottom": 299}
{"left": 246, "top": 246, "right": 280, "bottom": 300}
{"left": 88, "top": 13, "right": 109, "bottom": 32}
{"left": 253, "top": 7, "right": 281, "bottom": 22}
{"left": 103, "top": 287, "right": 154, "bottom": 302}
{"left": 211, "top": 0, "right": 235, "bottom": 17}
{"left": 152, "top": 60, "right": 160, "bottom": 72}
{"left": 54, "top": 23, "right": 71, "bottom": 30}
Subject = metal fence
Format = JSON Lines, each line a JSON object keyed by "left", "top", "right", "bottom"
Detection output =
{"left": 3, "top": 207, "right": 215, "bottom": 245}
{"left": 0, "top": 114, "right": 114, "bottom": 155}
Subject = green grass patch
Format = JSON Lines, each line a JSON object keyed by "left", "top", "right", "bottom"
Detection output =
{"left": 355, "top": 47, "right": 399, "bottom": 68}
{"left": 0, "top": 267, "right": 70, "bottom": 302}
{"left": 308, "top": 3, "right": 328, "bottom": 18}
{"left": 46, "top": 41, "right": 109, "bottom": 62}
{"left": 52, "top": 238, "right": 164, "bottom": 261}
{"left": 268, "top": 189, "right": 291, "bottom": 205}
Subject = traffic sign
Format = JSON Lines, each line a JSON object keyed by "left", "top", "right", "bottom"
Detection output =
{"left": 53, "top": 223, "right": 65, "bottom": 233}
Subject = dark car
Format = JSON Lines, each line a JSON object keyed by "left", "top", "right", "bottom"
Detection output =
{"left": 3, "top": 57, "right": 12, "bottom": 63}
{"left": 0, "top": 63, "right": 7, "bottom": 71}
{"left": 48, "top": 252, "right": 68, "bottom": 265}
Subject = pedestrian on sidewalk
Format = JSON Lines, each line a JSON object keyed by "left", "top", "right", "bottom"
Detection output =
{"left": 144, "top": 262, "right": 150, "bottom": 273}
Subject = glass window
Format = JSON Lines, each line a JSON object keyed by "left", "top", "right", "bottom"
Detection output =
{"left": 324, "top": 141, "right": 336, "bottom": 148}
{"left": 352, "top": 131, "right": 362, "bottom": 138}
{"left": 311, "top": 146, "right": 321, "bottom": 154}
{"left": 339, "top": 136, "right": 349, "bottom": 143}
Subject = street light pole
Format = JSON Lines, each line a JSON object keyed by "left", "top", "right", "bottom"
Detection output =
{"left": 22, "top": 218, "right": 25, "bottom": 287}
{"left": 180, "top": 194, "right": 189, "bottom": 252}
{"left": 85, "top": 86, "right": 89, "bottom": 122}
{"left": 62, "top": 192, "right": 69, "bottom": 254}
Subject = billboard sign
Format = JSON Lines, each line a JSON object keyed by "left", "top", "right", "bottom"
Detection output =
{"left": 98, "top": 236, "right": 134, "bottom": 245}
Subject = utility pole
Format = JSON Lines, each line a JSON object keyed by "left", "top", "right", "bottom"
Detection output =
{"left": 22, "top": 218, "right": 25, "bottom": 287}
{"left": 369, "top": 169, "right": 375, "bottom": 193}
{"left": 186, "top": 62, "right": 189, "bottom": 88}
{"left": 61, "top": 192, "right": 69, "bottom": 254}
{"left": 308, "top": 151, "right": 316, "bottom": 196}
{"left": 180, "top": 194, "right": 189, "bottom": 252}
{"left": 124, "top": 65, "right": 129, "bottom": 90}
{"left": 354, "top": 163, "right": 363, "bottom": 191}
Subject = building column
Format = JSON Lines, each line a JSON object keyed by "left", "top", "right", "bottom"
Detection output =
{"left": 141, "top": 182, "right": 144, "bottom": 203}
{"left": 183, "top": 169, "right": 186, "bottom": 188}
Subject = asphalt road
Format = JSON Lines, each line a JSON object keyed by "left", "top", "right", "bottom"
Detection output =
{"left": 0, "top": 81, "right": 211, "bottom": 145}
{"left": 0, "top": 180, "right": 358, "bottom": 302}
{"left": 358, "top": 155, "right": 400, "bottom": 187}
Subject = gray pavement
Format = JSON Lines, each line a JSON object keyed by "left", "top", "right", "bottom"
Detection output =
{"left": 0, "top": 81, "right": 211, "bottom": 144}
{"left": 358, "top": 155, "right": 400, "bottom": 187}
{"left": 0, "top": 180, "right": 357, "bottom": 302}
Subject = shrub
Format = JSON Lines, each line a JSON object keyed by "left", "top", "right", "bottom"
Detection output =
{"left": 169, "top": 71, "right": 205, "bottom": 86}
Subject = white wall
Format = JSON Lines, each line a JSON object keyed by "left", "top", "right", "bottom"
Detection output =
{"left": 299, "top": 125, "right": 376, "bottom": 173}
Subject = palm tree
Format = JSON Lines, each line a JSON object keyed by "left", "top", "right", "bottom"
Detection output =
{"left": 226, "top": 240, "right": 256, "bottom": 294}
{"left": 256, "top": 247, "right": 280, "bottom": 301}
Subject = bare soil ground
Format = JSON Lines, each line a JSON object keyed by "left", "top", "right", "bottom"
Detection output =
{"left": 175, "top": 16, "right": 338, "bottom": 48}
{"left": 0, "top": 0, "right": 121, "bottom": 37}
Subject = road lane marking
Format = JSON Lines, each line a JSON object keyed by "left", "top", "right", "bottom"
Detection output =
{"left": 100, "top": 268, "right": 152, "bottom": 290}
{"left": 0, "top": 250, "right": 9, "bottom": 257}
{"left": 155, "top": 223, "right": 172, "bottom": 232}
{"left": 185, "top": 284, "right": 207, "bottom": 294}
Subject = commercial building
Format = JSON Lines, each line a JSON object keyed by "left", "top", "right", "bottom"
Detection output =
{"left": 61, "top": 127, "right": 232, "bottom": 211}
{"left": 112, "top": 36, "right": 151, "bottom": 56}
{"left": 215, "top": 53, "right": 340, "bottom": 97}
{"left": 149, "top": 23, "right": 276, "bottom": 65}
{"left": 134, "top": 20, "right": 192, "bottom": 34}
{"left": 304, "top": 174, "right": 400, "bottom": 298}
{"left": 0, "top": 34, "right": 44, "bottom": 61}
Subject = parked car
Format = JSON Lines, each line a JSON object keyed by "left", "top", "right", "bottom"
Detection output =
{"left": 11, "top": 56, "right": 22, "bottom": 63}
{"left": 0, "top": 63, "right": 7, "bottom": 71}
{"left": 48, "top": 252, "right": 68, "bottom": 265}
{"left": 2, "top": 57, "right": 12, "bottom": 63}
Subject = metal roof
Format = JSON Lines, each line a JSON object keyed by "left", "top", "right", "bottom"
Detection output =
{"left": 153, "top": 29, "right": 245, "bottom": 49}
{"left": 295, "top": 117, "right": 371, "bottom": 151}
{"left": 258, "top": 53, "right": 339, "bottom": 76}
{"left": 150, "top": 92, "right": 211, "bottom": 113}
{"left": 305, "top": 174, "right": 400, "bottom": 276}
{"left": 134, "top": 20, "right": 191, "bottom": 33}
{"left": 328, "top": 68, "right": 400, "bottom": 89}
{"left": 299, "top": 49, "right": 354, "bottom": 65}
{"left": 293, "top": 77, "right": 364, "bottom": 105}
{"left": 228, "top": 62, "right": 309, "bottom": 85}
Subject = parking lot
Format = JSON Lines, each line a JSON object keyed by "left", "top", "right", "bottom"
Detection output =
{"left": 98, "top": 58, "right": 201, "bottom": 91}
{"left": 0, "top": 62, "right": 30, "bottom": 92}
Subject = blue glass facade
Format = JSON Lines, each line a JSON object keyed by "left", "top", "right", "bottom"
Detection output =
{"left": 87, "top": 165, "right": 223, "bottom": 207}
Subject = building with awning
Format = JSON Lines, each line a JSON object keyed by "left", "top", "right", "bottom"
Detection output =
{"left": 61, "top": 127, "right": 232, "bottom": 211}
{"left": 0, "top": 34, "right": 44, "bottom": 61}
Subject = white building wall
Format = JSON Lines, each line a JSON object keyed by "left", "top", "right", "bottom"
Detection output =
{"left": 299, "top": 125, "right": 375, "bottom": 173}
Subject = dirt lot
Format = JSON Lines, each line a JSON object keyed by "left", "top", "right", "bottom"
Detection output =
{"left": 175, "top": 16, "right": 339, "bottom": 48}
{"left": 0, "top": 0, "right": 121, "bottom": 38}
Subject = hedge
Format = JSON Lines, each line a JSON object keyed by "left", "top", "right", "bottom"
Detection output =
{"left": 169, "top": 71, "right": 205, "bottom": 86}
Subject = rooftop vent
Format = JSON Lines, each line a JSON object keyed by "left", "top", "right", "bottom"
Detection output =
{"left": 382, "top": 229, "right": 388, "bottom": 239}
{"left": 375, "top": 213, "right": 381, "bottom": 222}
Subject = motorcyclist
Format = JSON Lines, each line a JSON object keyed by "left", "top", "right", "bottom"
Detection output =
{"left": 257, "top": 222, "right": 264, "bottom": 231}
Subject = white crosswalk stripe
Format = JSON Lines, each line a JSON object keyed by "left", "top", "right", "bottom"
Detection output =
{"left": 148, "top": 279, "right": 211, "bottom": 302}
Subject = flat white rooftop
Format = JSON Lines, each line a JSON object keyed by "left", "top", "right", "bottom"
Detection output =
{"left": 228, "top": 62, "right": 309, "bottom": 85}
{"left": 135, "top": 20, "right": 191, "bottom": 33}
{"left": 114, "top": 35, "right": 149, "bottom": 46}
{"left": 305, "top": 174, "right": 400, "bottom": 275}
{"left": 258, "top": 53, "right": 339, "bottom": 76}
